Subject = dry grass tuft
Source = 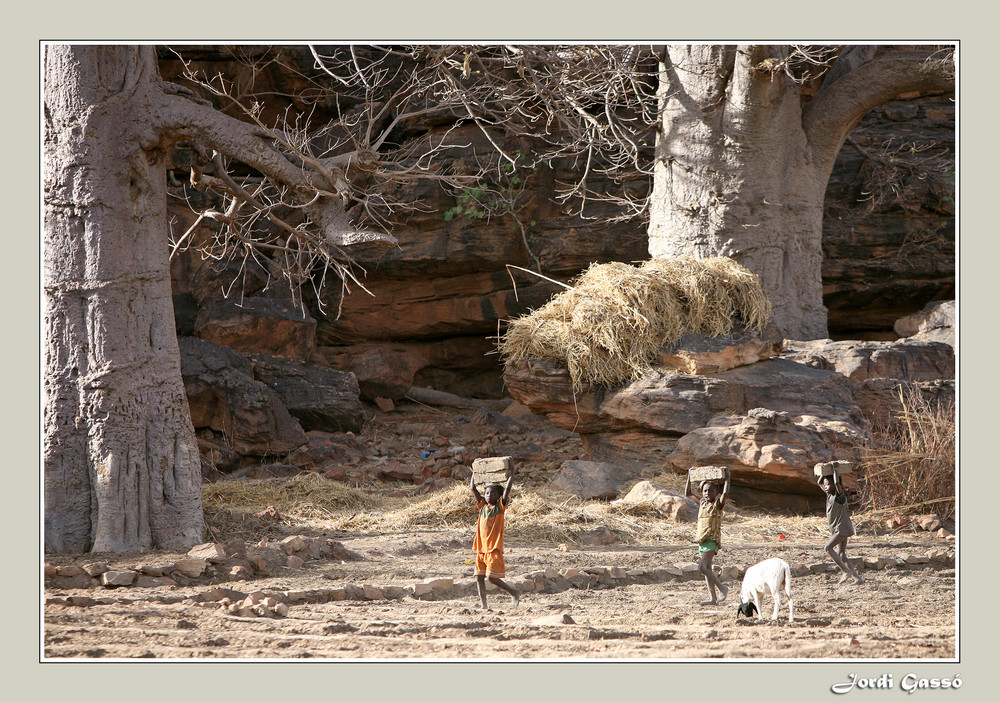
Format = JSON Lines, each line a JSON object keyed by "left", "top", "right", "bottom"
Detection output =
{"left": 501, "top": 257, "right": 771, "bottom": 391}
{"left": 369, "top": 484, "right": 477, "bottom": 531}
{"left": 202, "top": 473, "right": 383, "bottom": 542}
{"left": 859, "top": 385, "right": 955, "bottom": 520}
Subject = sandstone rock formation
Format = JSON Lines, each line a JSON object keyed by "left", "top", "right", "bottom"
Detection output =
{"left": 155, "top": 50, "right": 953, "bottom": 506}
{"left": 782, "top": 332, "right": 955, "bottom": 432}
{"left": 617, "top": 481, "right": 698, "bottom": 522}
{"left": 179, "top": 337, "right": 307, "bottom": 456}
{"left": 166, "top": 49, "right": 952, "bottom": 400}
{"left": 505, "top": 311, "right": 954, "bottom": 512}
{"left": 313, "top": 345, "right": 425, "bottom": 401}
{"left": 550, "top": 460, "right": 639, "bottom": 500}
{"left": 194, "top": 297, "right": 317, "bottom": 360}
{"left": 853, "top": 378, "right": 955, "bottom": 430}
{"left": 503, "top": 356, "right": 863, "bottom": 436}
{"left": 249, "top": 353, "right": 366, "bottom": 433}
{"left": 665, "top": 408, "right": 864, "bottom": 498}
{"left": 782, "top": 338, "right": 954, "bottom": 383}
{"left": 893, "top": 300, "right": 955, "bottom": 346}
{"left": 658, "top": 325, "right": 783, "bottom": 374}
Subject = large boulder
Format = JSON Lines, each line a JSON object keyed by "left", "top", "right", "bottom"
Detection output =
{"left": 505, "top": 351, "right": 868, "bottom": 511}
{"left": 550, "top": 460, "right": 639, "bottom": 500}
{"left": 504, "top": 356, "right": 863, "bottom": 435}
{"left": 854, "top": 378, "right": 955, "bottom": 429}
{"left": 179, "top": 337, "right": 307, "bottom": 456}
{"left": 313, "top": 346, "right": 425, "bottom": 402}
{"left": 658, "top": 325, "right": 783, "bottom": 375}
{"left": 617, "top": 481, "right": 697, "bottom": 522}
{"left": 781, "top": 338, "right": 954, "bottom": 383}
{"left": 249, "top": 353, "right": 366, "bottom": 433}
{"left": 782, "top": 337, "right": 954, "bottom": 430}
{"left": 893, "top": 300, "right": 955, "bottom": 346}
{"left": 666, "top": 408, "right": 864, "bottom": 498}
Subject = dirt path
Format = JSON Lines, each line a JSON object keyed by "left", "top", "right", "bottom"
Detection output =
{"left": 44, "top": 532, "right": 954, "bottom": 659}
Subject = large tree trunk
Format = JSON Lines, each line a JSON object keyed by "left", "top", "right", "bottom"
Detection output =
{"left": 648, "top": 45, "right": 830, "bottom": 340}
{"left": 647, "top": 45, "right": 954, "bottom": 341}
{"left": 44, "top": 45, "right": 204, "bottom": 553}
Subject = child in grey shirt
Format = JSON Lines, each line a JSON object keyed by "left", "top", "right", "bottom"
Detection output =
{"left": 818, "top": 471, "right": 863, "bottom": 585}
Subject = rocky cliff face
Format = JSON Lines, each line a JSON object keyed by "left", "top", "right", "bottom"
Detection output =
{"left": 822, "top": 94, "right": 954, "bottom": 338}
{"left": 162, "top": 47, "right": 954, "bottom": 399}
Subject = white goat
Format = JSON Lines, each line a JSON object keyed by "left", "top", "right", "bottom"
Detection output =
{"left": 736, "top": 557, "right": 794, "bottom": 623}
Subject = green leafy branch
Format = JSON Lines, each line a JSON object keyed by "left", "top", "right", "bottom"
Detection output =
{"left": 445, "top": 150, "right": 542, "bottom": 270}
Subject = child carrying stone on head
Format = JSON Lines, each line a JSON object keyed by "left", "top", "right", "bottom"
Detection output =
{"left": 469, "top": 469, "right": 521, "bottom": 609}
{"left": 817, "top": 465, "right": 863, "bottom": 585}
{"left": 684, "top": 466, "right": 730, "bottom": 605}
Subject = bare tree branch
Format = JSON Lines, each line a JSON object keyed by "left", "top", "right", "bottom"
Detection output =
{"left": 803, "top": 48, "right": 954, "bottom": 176}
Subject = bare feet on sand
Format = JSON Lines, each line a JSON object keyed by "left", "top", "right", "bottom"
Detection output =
{"left": 839, "top": 572, "right": 864, "bottom": 585}
{"left": 700, "top": 583, "right": 728, "bottom": 606}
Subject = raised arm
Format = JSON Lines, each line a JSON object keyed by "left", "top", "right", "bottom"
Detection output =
{"left": 719, "top": 467, "right": 731, "bottom": 504}
{"left": 502, "top": 468, "right": 516, "bottom": 505}
{"left": 470, "top": 473, "right": 483, "bottom": 501}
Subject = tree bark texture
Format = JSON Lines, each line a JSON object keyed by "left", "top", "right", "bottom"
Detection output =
{"left": 44, "top": 45, "right": 204, "bottom": 553}
{"left": 648, "top": 45, "right": 953, "bottom": 341}
{"left": 648, "top": 45, "right": 830, "bottom": 340}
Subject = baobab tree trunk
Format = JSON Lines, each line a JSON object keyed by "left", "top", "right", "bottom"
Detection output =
{"left": 44, "top": 45, "right": 204, "bottom": 553}
{"left": 648, "top": 45, "right": 830, "bottom": 339}
{"left": 647, "top": 45, "right": 953, "bottom": 341}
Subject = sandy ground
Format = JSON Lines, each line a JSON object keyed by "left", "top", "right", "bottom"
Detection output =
{"left": 44, "top": 531, "right": 954, "bottom": 659}
{"left": 43, "top": 400, "right": 956, "bottom": 660}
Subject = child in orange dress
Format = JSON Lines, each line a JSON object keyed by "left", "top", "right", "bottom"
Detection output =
{"left": 470, "top": 469, "right": 521, "bottom": 609}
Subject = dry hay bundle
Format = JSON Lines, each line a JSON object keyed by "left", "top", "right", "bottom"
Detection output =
{"left": 504, "top": 490, "right": 590, "bottom": 543}
{"left": 501, "top": 256, "right": 771, "bottom": 390}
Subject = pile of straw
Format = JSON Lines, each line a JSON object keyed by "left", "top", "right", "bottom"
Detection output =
{"left": 501, "top": 257, "right": 771, "bottom": 391}
{"left": 202, "top": 473, "right": 383, "bottom": 542}
{"left": 203, "top": 474, "right": 839, "bottom": 546}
